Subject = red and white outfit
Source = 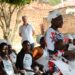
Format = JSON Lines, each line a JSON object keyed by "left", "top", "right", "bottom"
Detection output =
{"left": 48, "top": 49, "right": 75, "bottom": 75}
{"left": 46, "top": 28, "right": 63, "bottom": 51}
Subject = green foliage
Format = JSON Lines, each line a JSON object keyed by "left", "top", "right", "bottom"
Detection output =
{"left": 0, "top": 0, "right": 31, "bottom": 5}
{"left": 49, "top": 0, "right": 61, "bottom": 5}
{"left": 0, "top": 0, "right": 31, "bottom": 41}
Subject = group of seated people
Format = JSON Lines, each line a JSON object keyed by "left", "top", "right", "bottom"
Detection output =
{"left": 0, "top": 36, "right": 75, "bottom": 75}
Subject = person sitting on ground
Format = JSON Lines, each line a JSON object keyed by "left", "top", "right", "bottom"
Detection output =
{"left": 68, "top": 35, "right": 75, "bottom": 51}
{"left": 0, "top": 43, "right": 18, "bottom": 75}
{"left": 32, "top": 36, "right": 50, "bottom": 75}
{"left": 16, "top": 40, "right": 35, "bottom": 75}
{"left": 8, "top": 44, "right": 17, "bottom": 64}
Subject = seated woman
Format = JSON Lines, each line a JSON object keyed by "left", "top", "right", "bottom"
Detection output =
{"left": 32, "top": 36, "right": 50, "bottom": 75}
{"left": 8, "top": 44, "right": 17, "bottom": 65}
{"left": 0, "top": 43, "right": 18, "bottom": 75}
{"left": 0, "top": 56, "right": 7, "bottom": 75}
{"left": 16, "top": 40, "right": 35, "bottom": 75}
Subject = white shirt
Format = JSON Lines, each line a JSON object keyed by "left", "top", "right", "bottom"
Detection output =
{"left": 9, "top": 52, "right": 17, "bottom": 64}
{"left": 23, "top": 54, "right": 32, "bottom": 70}
{"left": 36, "top": 48, "right": 49, "bottom": 71}
{"left": 19, "top": 24, "right": 34, "bottom": 44}
{"left": 46, "top": 27, "right": 63, "bottom": 51}
{"left": 68, "top": 43, "right": 75, "bottom": 51}
{"left": 3, "top": 59, "right": 15, "bottom": 75}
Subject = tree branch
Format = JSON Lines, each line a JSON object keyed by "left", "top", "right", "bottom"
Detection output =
{"left": 0, "top": 19, "right": 6, "bottom": 39}
{"left": 10, "top": 8, "right": 21, "bottom": 42}
{"left": 0, "top": 18, "right": 6, "bottom": 30}
{"left": 11, "top": 5, "right": 17, "bottom": 14}
{"left": 0, "top": 24, "right": 3, "bottom": 29}
{"left": 0, "top": 4, "right": 7, "bottom": 30}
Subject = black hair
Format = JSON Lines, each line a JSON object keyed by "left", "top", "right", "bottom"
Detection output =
{"left": 0, "top": 43, "right": 7, "bottom": 50}
{"left": 39, "top": 37, "right": 45, "bottom": 45}
{"left": 0, "top": 43, "right": 8, "bottom": 57}
{"left": 22, "top": 40, "right": 30, "bottom": 46}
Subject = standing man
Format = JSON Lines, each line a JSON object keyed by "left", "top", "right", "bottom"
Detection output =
{"left": 46, "top": 10, "right": 64, "bottom": 54}
{"left": 19, "top": 16, "right": 35, "bottom": 50}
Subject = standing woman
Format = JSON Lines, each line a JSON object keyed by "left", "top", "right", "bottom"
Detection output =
{"left": 46, "top": 10, "right": 64, "bottom": 55}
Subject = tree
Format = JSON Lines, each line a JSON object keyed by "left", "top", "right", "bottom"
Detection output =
{"left": 49, "top": 0, "right": 61, "bottom": 5}
{"left": 0, "top": 0, "right": 31, "bottom": 42}
{"left": 37, "top": 0, "right": 61, "bottom": 5}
